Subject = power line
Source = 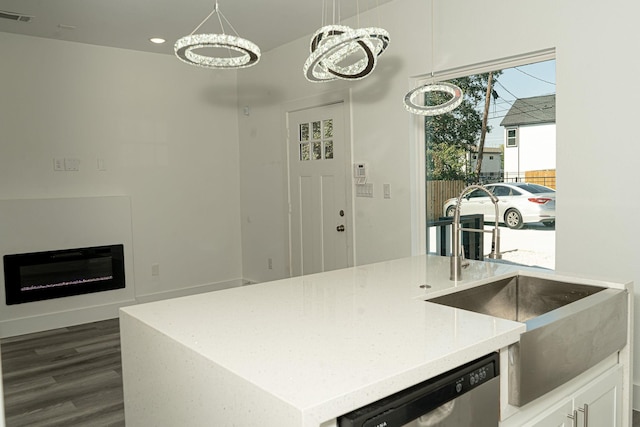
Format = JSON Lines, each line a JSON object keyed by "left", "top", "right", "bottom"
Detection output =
{"left": 514, "top": 66, "right": 556, "bottom": 86}
{"left": 493, "top": 81, "right": 554, "bottom": 122}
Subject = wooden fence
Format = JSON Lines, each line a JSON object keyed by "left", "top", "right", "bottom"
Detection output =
{"left": 426, "top": 180, "right": 466, "bottom": 222}
{"left": 524, "top": 169, "right": 556, "bottom": 189}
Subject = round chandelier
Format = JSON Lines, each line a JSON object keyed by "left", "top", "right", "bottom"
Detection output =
{"left": 403, "top": 82, "right": 464, "bottom": 116}
{"left": 303, "top": 12, "right": 389, "bottom": 83}
{"left": 174, "top": 1, "right": 260, "bottom": 70}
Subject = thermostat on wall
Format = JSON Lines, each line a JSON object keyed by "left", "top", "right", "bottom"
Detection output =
{"left": 353, "top": 163, "right": 368, "bottom": 184}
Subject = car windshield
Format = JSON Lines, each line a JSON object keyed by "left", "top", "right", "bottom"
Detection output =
{"left": 515, "top": 183, "right": 555, "bottom": 194}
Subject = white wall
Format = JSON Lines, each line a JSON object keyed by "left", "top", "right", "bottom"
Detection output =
{"left": 434, "top": 0, "right": 640, "bottom": 408}
{"left": 0, "top": 33, "right": 244, "bottom": 328}
{"left": 504, "top": 124, "right": 556, "bottom": 177}
{"left": 237, "top": 0, "right": 429, "bottom": 281}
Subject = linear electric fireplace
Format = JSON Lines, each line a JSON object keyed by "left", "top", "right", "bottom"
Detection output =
{"left": 3, "top": 244, "right": 125, "bottom": 305}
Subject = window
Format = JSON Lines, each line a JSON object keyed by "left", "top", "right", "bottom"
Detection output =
{"left": 506, "top": 128, "right": 518, "bottom": 147}
{"left": 492, "top": 185, "right": 512, "bottom": 197}
{"left": 298, "top": 119, "right": 334, "bottom": 161}
{"left": 424, "top": 57, "right": 556, "bottom": 270}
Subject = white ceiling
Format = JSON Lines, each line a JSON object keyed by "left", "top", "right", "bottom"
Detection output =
{"left": 0, "top": 0, "right": 395, "bottom": 55}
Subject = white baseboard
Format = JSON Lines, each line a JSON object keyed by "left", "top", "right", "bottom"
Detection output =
{"left": 633, "top": 384, "right": 640, "bottom": 411}
{"left": 0, "top": 279, "right": 249, "bottom": 339}
{"left": 0, "top": 299, "right": 136, "bottom": 338}
{"left": 134, "top": 279, "right": 245, "bottom": 304}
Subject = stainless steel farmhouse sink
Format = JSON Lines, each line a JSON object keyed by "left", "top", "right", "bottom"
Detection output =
{"left": 427, "top": 274, "right": 628, "bottom": 406}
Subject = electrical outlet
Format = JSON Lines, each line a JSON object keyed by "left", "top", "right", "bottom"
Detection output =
{"left": 64, "top": 158, "right": 80, "bottom": 171}
{"left": 268, "top": 258, "right": 273, "bottom": 270}
{"left": 151, "top": 263, "right": 160, "bottom": 276}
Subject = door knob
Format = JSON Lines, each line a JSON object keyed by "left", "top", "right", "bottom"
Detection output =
{"left": 336, "top": 225, "right": 345, "bottom": 232}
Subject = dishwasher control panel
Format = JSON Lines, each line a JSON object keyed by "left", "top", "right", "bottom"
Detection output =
{"left": 337, "top": 353, "right": 499, "bottom": 427}
{"left": 456, "top": 362, "right": 494, "bottom": 394}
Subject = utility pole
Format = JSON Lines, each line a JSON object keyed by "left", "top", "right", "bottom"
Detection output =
{"left": 474, "top": 72, "right": 493, "bottom": 182}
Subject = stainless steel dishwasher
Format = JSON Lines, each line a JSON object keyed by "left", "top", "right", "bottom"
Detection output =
{"left": 337, "top": 353, "right": 500, "bottom": 427}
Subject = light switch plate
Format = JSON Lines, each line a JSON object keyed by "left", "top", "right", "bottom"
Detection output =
{"left": 53, "top": 158, "right": 64, "bottom": 171}
{"left": 356, "top": 183, "right": 374, "bottom": 198}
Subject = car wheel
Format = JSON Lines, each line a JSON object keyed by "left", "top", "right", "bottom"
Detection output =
{"left": 445, "top": 205, "right": 456, "bottom": 217}
{"left": 505, "top": 209, "right": 524, "bottom": 229}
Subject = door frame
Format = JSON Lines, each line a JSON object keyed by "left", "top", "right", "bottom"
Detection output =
{"left": 282, "top": 89, "right": 355, "bottom": 276}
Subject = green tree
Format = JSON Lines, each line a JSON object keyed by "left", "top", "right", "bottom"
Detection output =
{"left": 425, "top": 72, "right": 501, "bottom": 182}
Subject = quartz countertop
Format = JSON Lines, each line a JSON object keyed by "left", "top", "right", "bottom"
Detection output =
{"left": 121, "top": 255, "right": 530, "bottom": 426}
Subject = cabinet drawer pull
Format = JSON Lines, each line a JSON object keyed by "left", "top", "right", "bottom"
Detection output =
{"left": 567, "top": 410, "right": 578, "bottom": 427}
{"left": 578, "top": 404, "right": 589, "bottom": 427}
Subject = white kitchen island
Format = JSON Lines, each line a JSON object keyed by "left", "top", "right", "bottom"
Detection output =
{"left": 119, "top": 255, "right": 632, "bottom": 426}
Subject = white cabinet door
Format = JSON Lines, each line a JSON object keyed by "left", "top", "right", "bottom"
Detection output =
{"left": 523, "top": 401, "right": 574, "bottom": 427}
{"left": 503, "top": 365, "right": 623, "bottom": 427}
{"left": 574, "top": 365, "right": 623, "bottom": 427}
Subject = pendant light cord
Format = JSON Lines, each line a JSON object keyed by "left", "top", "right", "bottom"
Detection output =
{"left": 189, "top": 0, "right": 241, "bottom": 37}
{"left": 190, "top": 1, "right": 218, "bottom": 35}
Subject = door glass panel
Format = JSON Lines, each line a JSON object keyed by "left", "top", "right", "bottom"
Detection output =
{"left": 325, "top": 140, "right": 334, "bottom": 159}
{"left": 324, "top": 119, "right": 333, "bottom": 138}
{"left": 300, "top": 123, "right": 309, "bottom": 141}
{"left": 312, "top": 121, "right": 321, "bottom": 139}
{"left": 300, "top": 143, "right": 310, "bottom": 161}
{"left": 313, "top": 142, "right": 322, "bottom": 159}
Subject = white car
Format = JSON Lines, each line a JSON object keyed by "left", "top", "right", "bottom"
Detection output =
{"left": 443, "top": 182, "right": 556, "bottom": 229}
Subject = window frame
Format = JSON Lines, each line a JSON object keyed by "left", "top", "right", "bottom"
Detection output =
{"left": 506, "top": 127, "right": 518, "bottom": 147}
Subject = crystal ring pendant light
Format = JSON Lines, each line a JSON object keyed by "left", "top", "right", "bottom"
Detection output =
{"left": 175, "top": 0, "right": 260, "bottom": 69}
{"left": 304, "top": 25, "right": 389, "bottom": 81}
{"left": 303, "top": 1, "right": 390, "bottom": 82}
{"left": 403, "top": 82, "right": 464, "bottom": 116}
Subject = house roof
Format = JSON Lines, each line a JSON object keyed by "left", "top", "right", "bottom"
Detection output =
{"left": 470, "top": 146, "right": 502, "bottom": 154}
{"left": 500, "top": 94, "right": 556, "bottom": 127}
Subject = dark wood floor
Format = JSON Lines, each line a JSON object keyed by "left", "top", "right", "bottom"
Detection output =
{"left": 1, "top": 319, "right": 124, "bottom": 427}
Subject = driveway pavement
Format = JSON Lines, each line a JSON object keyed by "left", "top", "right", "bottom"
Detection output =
{"left": 482, "top": 223, "right": 555, "bottom": 270}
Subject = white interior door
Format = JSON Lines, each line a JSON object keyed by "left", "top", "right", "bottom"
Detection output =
{"left": 288, "top": 102, "right": 351, "bottom": 276}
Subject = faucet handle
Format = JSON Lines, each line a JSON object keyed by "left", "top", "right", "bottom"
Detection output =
{"left": 460, "top": 249, "right": 470, "bottom": 269}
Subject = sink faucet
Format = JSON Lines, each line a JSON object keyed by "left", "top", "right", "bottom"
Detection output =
{"left": 450, "top": 184, "right": 502, "bottom": 281}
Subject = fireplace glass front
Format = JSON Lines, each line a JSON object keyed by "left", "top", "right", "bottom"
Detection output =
{"left": 3, "top": 244, "right": 125, "bottom": 305}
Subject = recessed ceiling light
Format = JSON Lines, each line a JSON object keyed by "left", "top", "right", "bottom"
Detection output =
{"left": 149, "top": 37, "right": 166, "bottom": 44}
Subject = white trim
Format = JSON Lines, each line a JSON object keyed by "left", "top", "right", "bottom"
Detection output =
{"left": 0, "top": 279, "right": 245, "bottom": 338}
{"left": 419, "top": 48, "right": 556, "bottom": 82}
{"left": 0, "top": 298, "right": 135, "bottom": 338}
{"left": 134, "top": 279, "right": 245, "bottom": 304}
{"left": 409, "top": 83, "right": 426, "bottom": 256}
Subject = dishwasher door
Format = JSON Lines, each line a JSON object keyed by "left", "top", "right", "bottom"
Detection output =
{"left": 337, "top": 353, "right": 500, "bottom": 427}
